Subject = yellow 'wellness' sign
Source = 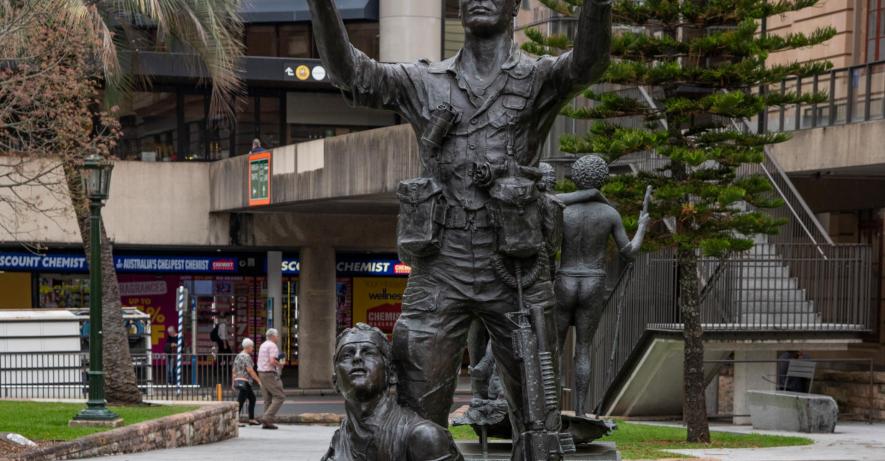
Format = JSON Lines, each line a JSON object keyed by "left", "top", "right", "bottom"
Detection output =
{"left": 352, "top": 277, "right": 406, "bottom": 334}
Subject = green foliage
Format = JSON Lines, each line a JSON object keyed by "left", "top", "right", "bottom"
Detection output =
{"left": 0, "top": 401, "right": 196, "bottom": 442}
{"left": 522, "top": 0, "right": 833, "bottom": 256}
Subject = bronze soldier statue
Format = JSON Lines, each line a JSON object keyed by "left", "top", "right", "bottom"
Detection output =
{"left": 555, "top": 155, "right": 651, "bottom": 416}
{"left": 323, "top": 323, "right": 461, "bottom": 461}
{"left": 307, "top": 0, "right": 611, "bottom": 458}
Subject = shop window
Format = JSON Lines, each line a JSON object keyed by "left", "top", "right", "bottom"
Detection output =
{"left": 279, "top": 24, "right": 313, "bottom": 58}
{"left": 346, "top": 22, "right": 380, "bottom": 60}
{"left": 183, "top": 94, "right": 208, "bottom": 160}
{"left": 869, "top": 0, "right": 885, "bottom": 62}
{"left": 235, "top": 96, "right": 258, "bottom": 156}
{"left": 258, "top": 96, "right": 284, "bottom": 148}
{"left": 207, "top": 115, "right": 233, "bottom": 160}
{"left": 39, "top": 274, "right": 89, "bottom": 308}
{"left": 246, "top": 25, "right": 278, "bottom": 57}
{"left": 117, "top": 92, "right": 179, "bottom": 161}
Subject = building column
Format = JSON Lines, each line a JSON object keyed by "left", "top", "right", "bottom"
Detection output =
{"left": 380, "top": 0, "right": 443, "bottom": 63}
{"left": 732, "top": 350, "right": 777, "bottom": 425}
{"left": 298, "top": 246, "right": 337, "bottom": 389}
{"left": 267, "top": 251, "right": 283, "bottom": 332}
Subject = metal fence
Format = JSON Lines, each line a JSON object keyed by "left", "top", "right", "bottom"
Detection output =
{"left": 585, "top": 242, "right": 872, "bottom": 412}
{"left": 760, "top": 60, "right": 885, "bottom": 132}
{"left": 0, "top": 352, "right": 241, "bottom": 401}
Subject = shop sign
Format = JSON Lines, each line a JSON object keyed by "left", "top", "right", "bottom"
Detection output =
{"left": 0, "top": 252, "right": 245, "bottom": 275}
{"left": 0, "top": 253, "right": 87, "bottom": 272}
{"left": 279, "top": 257, "right": 412, "bottom": 277}
{"left": 248, "top": 151, "right": 272, "bottom": 207}
{"left": 352, "top": 277, "right": 407, "bottom": 335}
{"left": 114, "top": 256, "right": 239, "bottom": 274}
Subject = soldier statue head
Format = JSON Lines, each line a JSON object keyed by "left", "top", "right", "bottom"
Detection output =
{"left": 333, "top": 323, "right": 395, "bottom": 402}
{"left": 538, "top": 162, "right": 556, "bottom": 192}
{"left": 571, "top": 155, "right": 609, "bottom": 191}
{"left": 460, "top": 0, "right": 519, "bottom": 37}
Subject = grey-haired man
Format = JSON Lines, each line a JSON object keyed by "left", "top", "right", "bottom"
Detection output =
{"left": 257, "top": 328, "right": 286, "bottom": 429}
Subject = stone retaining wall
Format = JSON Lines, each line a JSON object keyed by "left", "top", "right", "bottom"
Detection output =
{"left": 5, "top": 403, "right": 238, "bottom": 461}
{"left": 816, "top": 370, "right": 885, "bottom": 421}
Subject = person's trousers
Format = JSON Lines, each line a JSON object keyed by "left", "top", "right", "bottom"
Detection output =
{"left": 392, "top": 269, "right": 560, "bottom": 460}
{"left": 259, "top": 372, "right": 285, "bottom": 424}
{"left": 237, "top": 384, "right": 257, "bottom": 419}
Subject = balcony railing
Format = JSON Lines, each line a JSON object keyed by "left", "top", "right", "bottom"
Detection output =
{"left": 761, "top": 60, "right": 885, "bottom": 132}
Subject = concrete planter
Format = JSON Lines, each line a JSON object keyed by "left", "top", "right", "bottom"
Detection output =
{"left": 748, "top": 390, "right": 838, "bottom": 433}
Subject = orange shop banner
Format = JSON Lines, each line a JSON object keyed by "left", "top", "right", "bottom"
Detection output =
{"left": 352, "top": 277, "right": 407, "bottom": 335}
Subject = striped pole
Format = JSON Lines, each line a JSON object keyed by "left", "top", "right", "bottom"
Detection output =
{"left": 176, "top": 286, "right": 186, "bottom": 394}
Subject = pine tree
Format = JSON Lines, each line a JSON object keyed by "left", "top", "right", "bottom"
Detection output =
{"left": 525, "top": 0, "right": 835, "bottom": 442}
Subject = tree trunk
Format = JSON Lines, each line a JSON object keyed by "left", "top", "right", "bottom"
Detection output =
{"left": 65, "top": 163, "right": 142, "bottom": 405}
{"left": 678, "top": 248, "right": 710, "bottom": 443}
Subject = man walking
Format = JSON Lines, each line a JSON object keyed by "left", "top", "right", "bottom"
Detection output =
{"left": 257, "top": 328, "right": 285, "bottom": 429}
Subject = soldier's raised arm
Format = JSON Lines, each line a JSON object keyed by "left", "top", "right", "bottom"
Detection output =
{"left": 306, "top": 0, "right": 424, "bottom": 118}
{"left": 306, "top": 0, "right": 357, "bottom": 89}
{"left": 569, "top": 0, "right": 613, "bottom": 85}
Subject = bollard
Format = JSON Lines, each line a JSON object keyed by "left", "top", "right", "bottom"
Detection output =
{"left": 217, "top": 383, "right": 223, "bottom": 401}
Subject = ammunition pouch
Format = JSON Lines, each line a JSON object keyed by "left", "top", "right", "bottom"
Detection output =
{"left": 396, "top": 177, "right": 444, "bottom": 264}
{"left": 489, "top": 176, "right": 544, "bottom": 259}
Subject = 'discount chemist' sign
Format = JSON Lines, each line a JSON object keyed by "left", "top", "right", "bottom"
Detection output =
{"left": 0, "top": 253, "right": 240, "bottom": 274}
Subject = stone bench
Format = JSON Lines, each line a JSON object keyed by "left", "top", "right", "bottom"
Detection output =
{"left": 747, "top": 390, "right": 838, "bottom": 433}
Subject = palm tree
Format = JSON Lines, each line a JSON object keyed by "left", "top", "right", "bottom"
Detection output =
{"left": 2, "top": 0, "right": 244, "bottom": 403}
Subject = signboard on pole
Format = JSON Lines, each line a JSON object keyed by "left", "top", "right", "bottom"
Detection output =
{"left": 248, "top": 151, "right": 271, "bottom": 207}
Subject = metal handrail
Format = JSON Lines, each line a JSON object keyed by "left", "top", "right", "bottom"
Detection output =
{"left": 730, "top": 115, "right": 835, "bottom": 249}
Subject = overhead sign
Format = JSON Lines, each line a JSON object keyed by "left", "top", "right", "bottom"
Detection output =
{"left": 0, "top": 253, "right": 87, "bottom": 272}
{"left": 0, "top": 253, "right": 241, "bottom": 274}
{"left": 282, "top": 61, "right": 329, "bottom": 82}
{"left": 311, "top": 66, "right": 326, "bottom": 81}
{"left": 296, "top": 65, "right": 311, "bottom": 81}
{"left": 248, "top": 151, "right": 271, "bottom": 207}
{"left": 280, "top": 257, "right": 411, "bottom": 277}
{"left": 115, "top": 256, "right": 239, "bottom": 274}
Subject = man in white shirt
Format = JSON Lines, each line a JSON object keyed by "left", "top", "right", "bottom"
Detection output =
{"left": 257, "top": 328, "right": 285, "bottom": 429}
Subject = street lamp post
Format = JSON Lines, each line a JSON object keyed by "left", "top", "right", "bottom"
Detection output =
{"left": 72, "top": 154, "right": 120, "bottom": 425}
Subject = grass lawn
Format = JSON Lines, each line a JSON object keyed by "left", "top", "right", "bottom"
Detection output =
{"left": 0, "top": 401, "right": 197, "bottom": 442}
{"left": 450, "top": 421, "right": 813, "bottom": 460}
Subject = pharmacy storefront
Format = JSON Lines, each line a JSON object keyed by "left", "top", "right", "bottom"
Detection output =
{"left": 0, "top": 250, "right": 410, "bottom": 368}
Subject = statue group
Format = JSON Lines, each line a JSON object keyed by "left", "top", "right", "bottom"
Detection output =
{"left": 308, "top": 1, "right": 648, "bottom": 459}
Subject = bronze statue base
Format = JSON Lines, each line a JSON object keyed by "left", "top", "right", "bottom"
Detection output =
{"left": 458, "top": 441, "right": 620, "bottom": 461}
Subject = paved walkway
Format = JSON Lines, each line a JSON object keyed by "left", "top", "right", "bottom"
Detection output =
{"left": 660, "top": 422, "right": 885, "bottom": 461}
{"left": 77, "top": 425, "right": 337, "bottom": 461}
{"left": 77, "top": 421, "right": 885, "bottom": 461}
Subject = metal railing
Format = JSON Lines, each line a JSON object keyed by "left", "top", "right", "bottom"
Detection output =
{"left": 585, "top": 243, "right": 872, "bottom": 413}
{"left": 144, "top": 353, "right": 240, "bottom": 401}
{"left": 761, "top": 60, "right": 885, "bottom": 132}
{"left": 0, "top": 352, "right": 242, "bottom": 401}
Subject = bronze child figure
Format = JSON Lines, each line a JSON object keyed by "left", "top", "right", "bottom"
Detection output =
{"left": 555, "top": 155, "right": 651, "bottom": 416}
{"left": 322, "top": 323, "right": 461, "bottom": 461}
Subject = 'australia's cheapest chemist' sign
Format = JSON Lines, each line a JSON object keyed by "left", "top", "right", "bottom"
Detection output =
{"left": 0, "top": 253, "right": 239, "bottom": 274}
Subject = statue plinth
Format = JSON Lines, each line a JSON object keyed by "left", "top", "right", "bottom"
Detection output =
{"left": 457, "top": 441, "right": 621, "bottom": 461}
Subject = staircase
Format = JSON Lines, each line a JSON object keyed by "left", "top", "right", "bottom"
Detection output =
{"left": 730, "top": 242, "right": 820, "bottom": 328}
